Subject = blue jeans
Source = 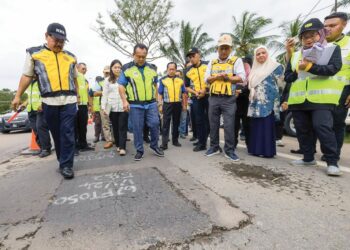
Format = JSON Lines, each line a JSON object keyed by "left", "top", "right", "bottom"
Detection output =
{"left": 129, "top": 103, "right": 159, "bottom": 153}
{"left": 178, "top": 110, "right": 188, "bottom": 136}
{"left": 43, "top": 103, "right": 77, "bottom": 169}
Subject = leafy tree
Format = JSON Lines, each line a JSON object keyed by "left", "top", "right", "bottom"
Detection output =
{"left": 95, "top": 0, "right": 176, "bottom": 60}
{"left": 160, "top": 21, "right": 215, "bottom": 69}
{"left": 269, "top": 15, "right": 303, "bottom": 64}
{"left": 230, "top": 11, "right": 276, "bottom": 57}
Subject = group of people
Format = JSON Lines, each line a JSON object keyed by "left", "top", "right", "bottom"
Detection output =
{"left": 12, "top": 11, "right": 349, "bottom": 179}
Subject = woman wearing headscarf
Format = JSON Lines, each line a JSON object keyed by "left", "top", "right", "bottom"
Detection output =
{"left": 247, "top": 46, "right": 284, "bottom": 158}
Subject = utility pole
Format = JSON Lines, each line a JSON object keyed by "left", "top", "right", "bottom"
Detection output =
{"left": 334, "top": 0, "right": 338, "bottom": 12}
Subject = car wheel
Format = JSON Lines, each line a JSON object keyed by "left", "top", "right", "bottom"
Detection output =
{"left": 1, "top": 130, "right": 10, "bottom": 134}
{"left": 284, "top": 112, "right": 296, "bottom": 137}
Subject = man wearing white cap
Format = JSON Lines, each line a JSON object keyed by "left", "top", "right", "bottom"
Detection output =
{"left": 204, "top": 34, "right": 246, "bottom": 161}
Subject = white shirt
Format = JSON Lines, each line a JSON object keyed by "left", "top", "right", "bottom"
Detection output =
{"left": 204, "top": 56, "right": 246, "bottom": 84}
{"left": 101, "top": 79, "right": 124, "bottom": 113}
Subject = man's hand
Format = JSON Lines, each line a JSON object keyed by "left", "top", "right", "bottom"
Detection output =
{"left": 345, "top": 95, "right": 350, "bottom": 108}
{"left": 122, "top": 100, "right": 130, "bottom": 112}
{"left": 11, "top": 96, "right": 21, "bottom": 111}
{"left": 37, "top": 104, "right": 42, "bottom": 112}
{"left": 88, "top": 105, "right": 92, "bottom": 114}
{"left": 198, "top": 89, "right": 206, "bottom": 98}
{"left": 281, "top": 102, "right": 288, "bottom": 111}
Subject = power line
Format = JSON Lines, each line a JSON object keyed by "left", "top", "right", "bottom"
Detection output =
{"left": 259, "top": 3, "right": 334, "bottom": 35}
{"left": 301, "top": 0, "right": 322, "bottom": 23}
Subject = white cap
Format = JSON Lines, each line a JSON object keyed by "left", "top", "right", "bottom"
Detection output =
{"left": 217, "top": 34, "right": 233, "bottom": 47}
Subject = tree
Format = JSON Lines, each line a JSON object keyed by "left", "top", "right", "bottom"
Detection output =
{"left": 332, "top": 0, "right": 350, "bottom": 11}
{"left": 160, "top": 21, "right": 215, "bottom": 69}
{"left": 230, "top": 11, "right": 276, "bottom": 57}
{"left": 95, "top": 0, "right": 176, "bottom": 60}
{"left": 269, "top": 15, "right": 303, "bottom": 64}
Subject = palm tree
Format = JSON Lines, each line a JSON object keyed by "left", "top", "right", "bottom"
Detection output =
{"left": 160, "top": 21, "right": 216, "bottom": 69}
{"left": 230, "top": 11, "right": 276, "bottom": 57}
{"left": 269, "top": 15, "right": 303, "bottom": 64}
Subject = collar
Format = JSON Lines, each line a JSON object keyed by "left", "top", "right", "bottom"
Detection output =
{"left": 193, "top": 61, "right": 203, "bottom": 68}
{"left": 335, "top": 34, "right": 345, "bottom": 43}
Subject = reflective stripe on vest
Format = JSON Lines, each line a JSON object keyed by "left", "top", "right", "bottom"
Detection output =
{"left": 185, "top": 63, "right": 207, "bottom": 92}
{"left": 331, "top": 35, "right": 350, "bottom": 86}
{"left": 26, "top": 81, "right": 41, "bottom": 112}
{"left": 209, "top": 56, "right": 238, "bottom": 96}
{"left": 288, "top": 45, "right": 343, "bottom": 105}
{"left": 124, "top": 65, "right": 157, "bottom": 102}
{"left": 77, "top": 72, "right": 89, "bottom": 105}
{"left": 27, "top": 45, "right": 76, "bottom": 97}
{"left": 161, "top": 76, "right": 184, "bottom": 102}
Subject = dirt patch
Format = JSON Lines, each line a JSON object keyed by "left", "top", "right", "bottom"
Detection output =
{"left": 222, "top": 163, "right": 291, "bottom": 188}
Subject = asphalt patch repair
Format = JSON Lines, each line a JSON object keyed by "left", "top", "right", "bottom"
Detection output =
{"left": 222, "top": 163, "right": 291, "bottom": 188}
{"left": 30, "top": 167, "right": 213, "bottom": 249}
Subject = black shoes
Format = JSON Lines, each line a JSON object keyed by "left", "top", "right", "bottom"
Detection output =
{"left": 60, "top": 167, "right": 74, "bottom": 179}
{"left": 134, "top": 151, "right": 143, "bottom": 161}
{"left": 160, "top": 144, "right": 168, "bottom": 150}
{"left": 189, "top": 137, "right": 197, "bottom": 142}
{"left": 144, "top": 137, "right": 151, "bottom": 143}
{"left": 150, "top": 146, "right": 164, "bottom": 157}
{"left": 80, "top": 145, "right": 95, "bottom": 152}
{"left": 39, "top": 149, "right": 51, "bottom": 158}
{"left": 172, "top": 141, "right": 181, "bottom": 147}
{"left": 193, "top": 145, "right": 206, "bottom": 152}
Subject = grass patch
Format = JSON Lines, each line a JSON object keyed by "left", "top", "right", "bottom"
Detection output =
{"left": 345, "top": 131, "right": 350, "bottom": 143}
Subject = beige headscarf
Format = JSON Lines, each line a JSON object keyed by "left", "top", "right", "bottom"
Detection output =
{"left": 248, "top": 46, "right": 280, "bottom": 100}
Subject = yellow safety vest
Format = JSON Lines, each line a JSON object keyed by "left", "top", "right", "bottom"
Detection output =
{"left": 123, "top": 63, "right": 158, "bottom": 103}
{"left": 209, "top": 56, "right": 238, "bottom": 96}
{"left": 331, "top": 35, "right": 350, "bottom": 87}
{"left": 77, "top": 72, "right": 89, "bottom": 105}
{"left": 27, "top": 45, "right": 76, "bottom": 97}
{"left": 160, "top": 76, "right": 184, "bottom": 102}
{"left": 185, "top": 62, "right": 208, "bottom": 92}
{"left": 26, "top": 81, "right": 41, "bottom": 112}
{"left": 92, "top": 80, "right": 104, "bottom": 112}
{"left": 288, "top": 44, "right": 343, "bottom": 105}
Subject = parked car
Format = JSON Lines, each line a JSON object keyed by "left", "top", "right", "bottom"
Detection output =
{"left": 0, "top": 110, "right": 31, "bottom": 133}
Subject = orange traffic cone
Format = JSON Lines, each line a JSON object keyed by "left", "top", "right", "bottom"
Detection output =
{"left": 29, "top": 130, "right": 40, "bottom": 151}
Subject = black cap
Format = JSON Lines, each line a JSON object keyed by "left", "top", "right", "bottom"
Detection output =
{"left": 325, "top": 12, "right": 348, "bottom": 22}
{"left": 299, "top": 18, "right": 324, "bottom": 37}
{"left": 186, "top": 47, "right": 200, "bottom": 57}
{"left": 47, "top": 23, "right": 68, "bottom": 41}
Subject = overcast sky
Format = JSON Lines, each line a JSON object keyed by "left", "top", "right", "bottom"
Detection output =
{"left": 0, "top": 0, "right": 348, "bottom": 90}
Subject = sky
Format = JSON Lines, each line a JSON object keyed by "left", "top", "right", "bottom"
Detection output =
{"left": 0, "top": 0, "right": 349, "bottom": 90}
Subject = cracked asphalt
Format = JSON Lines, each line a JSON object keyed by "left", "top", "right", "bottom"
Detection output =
{"left": 0, "top": 129, "right": 349, "bottom": 249}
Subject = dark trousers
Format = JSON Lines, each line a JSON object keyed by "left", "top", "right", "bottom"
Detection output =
{"left": 43, "top": 103, "right": 77, "bottom": 169}
{"left": 192, "top": 96, "right": 209, "bottom": 147}
{"left": 275, "top": 111, "right": 286, "bottom": 141}
{"left": 162, "top": 102, "right": 182, "bottom": 145}
{"left": 75, "top": 105, "right": 88, "bottom": 149}
{"left": 190, "top": 103, "right": 197, "bottom": 138}
{"left": 110, "top": 111, "right": 128, "bottom": 150}
{"left": 93, "top": 111, "right": 103, "bottom": 139}
{"left": 209, "top": 95, "right": 236, "bottom": 154}
{"left": 292, "top": 110, "right": 338, "bottom": 165}
{"left": 234, "top": 113, "right": 250, "bottom": 148}
{"left": 331, "top": 105, "right": 348, "bottom": 161}
{"left": 28, "top": 111, "right": 52, "bottom": 150}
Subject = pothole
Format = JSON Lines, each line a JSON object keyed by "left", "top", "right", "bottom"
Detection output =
{"left": 223, "top": 163, "right": 289, "bottom": 187}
